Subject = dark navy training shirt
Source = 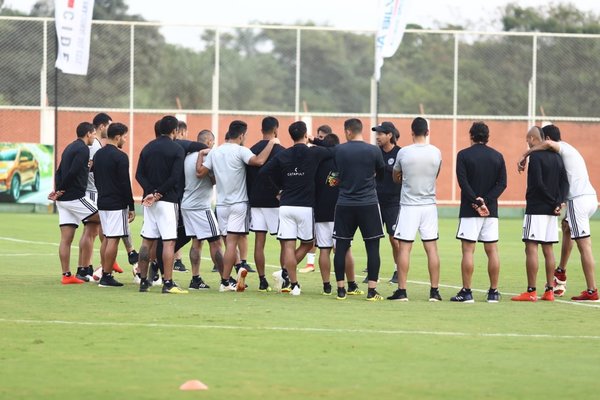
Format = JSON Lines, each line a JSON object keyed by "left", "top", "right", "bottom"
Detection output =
{"left": 335, "top": 141, "right": 385, "bottom": 206}
{"left": 247, "top": 139, "right": 285, "bottom": 208}
{"left": 376, "top": 145, "right": 401, "bottom": 207}
{"left": 93, "top": 144, "right": 134, "bottom": 211}
{"left": 55, "top": 139, "right": 89, "bottom": 201}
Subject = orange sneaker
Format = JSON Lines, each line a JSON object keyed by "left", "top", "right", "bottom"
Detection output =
{"left": 113, "top": 262, "right": 123, "bottom": 274}
{"left": 541, "top": 289, "right": 555, "bottom": 301}
{"left": 511, "top": 291, "right": 537, "bottom": 302}
{"left": 61, "top": 274, "right": 86, "bottom": 284}
{"left": 571, "top": 289, "right": 600, "bottom": 302}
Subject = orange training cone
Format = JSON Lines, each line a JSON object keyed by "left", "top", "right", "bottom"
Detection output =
{"left": 179, "top": 380, "right": 208, "bottom": 391}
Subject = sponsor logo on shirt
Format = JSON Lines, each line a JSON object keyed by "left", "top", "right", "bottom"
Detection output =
{"left": 326, "top": 171, "right": 340, "bottom": 187}
{"left": 287, "top": 167, "right": 305, "bottom": 177}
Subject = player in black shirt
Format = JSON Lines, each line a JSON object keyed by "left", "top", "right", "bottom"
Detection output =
{"left": 48, "top": 122, "right": 101, "bottom": 284}
{"left": 247, "top": 117, "right": 285, "bottom": 291}
{"left": 372, "top": 121, "right": 402, "bottom": 284}
{"left": 135, "top": 115, "right": 186, "bottom": 294}
{"left": 512, "top": 126, "right": 569, "bottom": 302}
{"left": 451, "top": 122, "right": 507, "bottom": 303}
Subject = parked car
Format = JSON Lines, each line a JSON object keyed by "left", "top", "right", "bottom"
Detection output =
{"left": 0, "top": 145, "right": 40, "bottom": 202}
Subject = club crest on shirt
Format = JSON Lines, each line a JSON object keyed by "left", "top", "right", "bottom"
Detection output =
{"left": 326, "top": 171, "right": 340, "bottom": 187}
{"left": 387, "top": 157, "right": 395, "bottom": 165}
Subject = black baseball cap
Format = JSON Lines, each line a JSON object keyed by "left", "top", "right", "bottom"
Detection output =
{"left": 372, "top": 121, "right": 399, "bottom": 137}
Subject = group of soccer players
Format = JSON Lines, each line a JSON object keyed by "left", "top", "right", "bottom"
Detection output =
{"left": 49, "top": 112, "right": 598, "bottom": 302}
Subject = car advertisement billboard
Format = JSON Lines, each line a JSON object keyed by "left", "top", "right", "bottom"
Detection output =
{"left": 0, "top": 143, "right": 53, "bottom": 204}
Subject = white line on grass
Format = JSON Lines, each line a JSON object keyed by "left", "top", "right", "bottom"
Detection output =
{"left": 3, "top": 236, "right": 599, "bottom": 309}
{"left": 0, "top": 253, "right": 55, "bottom": 256}
{"left": 1, "top": 318, "right": 599, "bottom": 340}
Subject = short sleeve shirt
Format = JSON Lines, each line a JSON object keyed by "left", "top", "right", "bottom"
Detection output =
{"left": 394, "top": 143, "right": 441, "bottom": 206}
{"left": 203, "top": 142, "right": 254, "bottom": 206}
{"left": 181, "top": 152, "right": 214, "bottom": 210}
{"left": 557, "top": 141, "right": 596, "bottom": 199}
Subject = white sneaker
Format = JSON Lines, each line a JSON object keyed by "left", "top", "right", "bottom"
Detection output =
{"left": 291, "top": 285, "right": 301, "bottom": 296}
{"left": 272, "top": 270, "right": 283, "bottom": 291}
{"left": 133, "top": 274, "right": 141, "bottom": 284}
{"left": 219, "top": 283, "right": 236, "bottom": 292}
{"left": 151, "top": 276, "right": 162, "bottom": 286}
{"left": 236, "top": 268, "right": 248, "bottom": 292}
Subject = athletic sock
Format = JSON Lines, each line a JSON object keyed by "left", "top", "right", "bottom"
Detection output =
{"left": 556, "top": 267, "right": 565, "bottom": 273}
{"left": 464, "top": 288, "right": 472, "bottom": 293}
{"left": 63, "top": 271, "right": 71, "bottom": 277}
{"left": 527, "top": 287, "right": 536, "bottom": 292}
{"left": 291, "top": 282, "right": 299, "bottom": 289}
{"left": 368, "top": 288, "right": 377, "bottom": 295}
{"left": 221, "top": 278, "right": 229, "bottom": 286}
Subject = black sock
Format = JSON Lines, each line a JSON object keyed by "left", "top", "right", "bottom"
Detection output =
{"left": 241, "top": 259, "right": 247, "bottom": 264}
{"left": 291, "top": 281, "right": 299, "bottom": 289}
{"left": 368, "top": 287, "right": 377, "bottom": 295}
{"left": 489, "top": 287, "right": 497, "bottom": 292}
{"left": 463, "top": 288, "right": 472, "bottom": 293}
{"left": 221, "top": 278, "right": 229, "bottom": 286}
{"left": 192, "top": 275, "right": 199, "bottom": 280}
{"left": 545, "top": 286, "right": 553, "bottom": 292}
{"left": 140, "top": 277, "right": 147, "bottom": 283}
{"left": 557, "top": 267, "right": 565, "bottom": 273}
{"left": 259, "top": 275, "right": 265, "bottom": 279}
{"left": 281, "top": 268, "right": 289, "bottom": 279}
{"left": 527, "top": 287, "right": 536, "bottom": 292}
{"left": 164, "top": 279, "right": 172, "bottom": 286}
{"left": 63, "top": 271, "right": 71, "bottom": 277}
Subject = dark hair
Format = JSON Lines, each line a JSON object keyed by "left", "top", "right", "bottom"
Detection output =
{"left": 107, "top": 122, "right": 128, "bottom": 139}
{"left": 289, "top": 121, "right": 307, "bottom": 141}
{"left": 322, "top": 133, "right": 340, "bottom": 147}
{"left": 92, "top": 113, "right": 111, "bottom": 128}
{"left": 411, "top": 117, "right": 428, "bottom": 136}
{"left": 227, "top": 120, "right": 248, "bottom": 139}
{"left": 344, "top": 118, "right": 362, "bottom": 134}
{"left": 159, "top": 115, "right": 178, "bottom": 136}
{"left": 197, "top": 129, "right": 214, "bottom": 144}
{"left": 154, "top": 120, "right": 161, "bottom": 138}
{"left": 76, "top": 122, "right": 94, "bottom": 138}
{"left": 262, "top": 116, "right": 279, "bottom": 133}
{"left": 542, "top": 124, "right": 561, "bottom": 141}
{"left": 469, "top": 121, "right": 489, "bottom": 144}
{"left": 317, "top": 125, "right": 332, "bottom": 135}
{"left": 177, "top": 121, "right": 187, "bottom": 131}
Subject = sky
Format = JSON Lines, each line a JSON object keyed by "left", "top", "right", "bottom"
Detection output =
{"left": 5, "top": 0, "right": 600, "bottom": 31}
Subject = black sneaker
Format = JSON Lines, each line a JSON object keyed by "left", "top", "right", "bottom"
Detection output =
{"left": 173, "top": 259, "right": 188, "bottom": 272}
{"left": 486, "top": 289, "right": 501, "bottom": 303}
{"left": 76, "top": 267, "right": 90, "bottom": 282}
{"left": 281, "top": 277, "right": 291, "bottom": 293}
{"left": 322, "top": 282, "right": 332, "bottom": 296}
{"left": 98, "top": 274, "right": 124, "bottom": 287}
{"left": 388, "top": 271, "right": 398, "bottom": 284}
{"left": 258, "top": 278, "right": 271, "bottom": 292}
{"left": 211, "top": 265, "right": 218, "bottom": 273}
{"left": 128, "top": 250, "right": 139, "bottom": 265}
{"left": 366, "top": 289, "right": 384, "bottom": 301}
{"left": 450, "top": 288, "right": 474, "bottom": 303}
{"left": 387, "top": 288, "right": 408, "bottom": 301}
{"left": 162, "top": 281, "right": 188, "bottom": 294}
{"left": 86, "top": 265, "right": 94, "bottom": 277}
{"left": 362, "top": 276, "right": 368, "bottom": 284}
{"left": 240, "top": 261, "right": 256, "bottom": 273}
{"left": 189, "top": 277, "right": 210, "bottom": 290}
{"left": 149, "top": 261, "right": 159, "bottom": 279}
{"left": 336, "top": 287, "right": 347, "bottom": 300}
{"left": 139, "top": 279, "right": 151, "bottom": 292}
{"left": 429, "top": 288, "right": 442, "bottom": 302}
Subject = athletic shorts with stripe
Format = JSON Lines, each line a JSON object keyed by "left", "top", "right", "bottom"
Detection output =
{"left": 99, "top": 209, "right": 130, "bottom": 238}
{"left": 333, "top": 204, "right": 384, "bottom": 241}
{"left": 565, "top": 194, "right": 598, "bottom": 239}
{"left": 181, "top": 208, "right": 220, "bottom": 241}
{"left": 250, "top": 207, "right": 279, "bottom": 235}
{"left": 141, "top": 201, "right": 179, "bottom": 241}
{"left": 86, "top": 190, "right": 97, "bottom": 203}
{"left": 394, "top": 204, "right": 438, "bottom": 242}
{"left": 277, "top": 206, "right": 314, "bottom": 242}
{"left": 456, "top": 217, "right": 499, "bottom": 243}
{"left": 56, "top": 197, "right": 98, "bottom": 227}
{"left": 216, "top": 202, "right": 249, "bottom": 236}
{"left": 315, "top": 221, "right": 334, "bottom": 248}
{"left": 522, "top": 214, "right": 559, "bottom": 243}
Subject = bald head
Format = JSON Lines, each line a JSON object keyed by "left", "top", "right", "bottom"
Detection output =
{"left": 526, "top": 126, "right": 543, "bottom": 148}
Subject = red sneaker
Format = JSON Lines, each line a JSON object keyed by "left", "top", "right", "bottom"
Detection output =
{"left": 511, "top": 291, "right": 537, "bottom": 302}
{"left": 553, "top": 268, "right": 567, "bottom": 284}
{"left": 113, "top": 262, "right": 124, "bottom": 274}
{"left": 61, "top": 274, "right": 86, "bottom": 284}
{"left": 541, "top": 289, "right": 555, "bottom": 301}
{"left": 571, "top": 289, "right": 600, "bottom": 302}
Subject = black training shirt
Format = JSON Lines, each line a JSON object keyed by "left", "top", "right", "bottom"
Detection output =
{"left": 314, "top": 157, "right": 339, "bottom": 222}
{"left": 93, "top": 144, "right": 134, "bottom": 211}
{"left": 335, "top": 141, "right": 385, "bottom": 206}
{"left": 526, "top": 150, "right": 569, "bottom": 215}
{"left": 376, "top": 145, "right": 401, "bottom": 207}
{"left": 55, "top": 139, "right": 89, "bottom": 201}
{"left": 247, "top": 140, "right": 285, "bottom": 208}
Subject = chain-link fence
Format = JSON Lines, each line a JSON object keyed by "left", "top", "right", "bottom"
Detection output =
{"left": 1, "top": 16, "right": 599, "bottom": 203}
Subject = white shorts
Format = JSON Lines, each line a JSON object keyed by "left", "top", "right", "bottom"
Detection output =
{"left": 456, "top": 217, "right": 499, "bottom": 243}
{"left": 394, "top": 204, "right": 438, "bottom": 242}
{"left": 86, "top": 190, "right": 97, "bottom": 203}
{"left": 141, "top": 201, "right": 178, "bottom": 240}
{"left": 56, "top": 197, "right": 98, "bottom": 227}
{"left": 99, "top": 209, "right": 130, "bottom": 238}
{"left": 182, "top": 208, "right": 220, "bottom": 240}
{"left": 566, "top": 195, "right": 598, "bottom": 239}
{"left": 277, "top": 206, "right": 314, "bottom": 242}
{"left": 216, "top": 202, "right": 249, "bottom": 236}
{"left": 315, "top": 221, "right": 334, "bottom": 248}
{"left": 522, "top": 214, "right": 559, "bottom": 243}
{"left": 250, "top": 207, "right": 279, "bottom": 235}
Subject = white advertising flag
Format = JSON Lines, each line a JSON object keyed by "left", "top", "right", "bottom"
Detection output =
{"left": 55, "top": 0, "right": 95, "bottom": 75}
{"left": 375, "top": 0, "right": 409, "bottom": 81}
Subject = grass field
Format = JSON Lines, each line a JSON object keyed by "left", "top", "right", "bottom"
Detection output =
{"left": 1, "top": 213, "right": 599, "bottom": 400}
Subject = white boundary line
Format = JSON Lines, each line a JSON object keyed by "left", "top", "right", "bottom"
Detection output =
{"left": 2, "top": 236, "right": 600, "bottom": 308}
{"left": 0, "top": 318, "right": 598, "bottom": 340}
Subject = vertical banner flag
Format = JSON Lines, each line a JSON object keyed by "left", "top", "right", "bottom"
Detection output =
{"left": 375, "top": 0, "right": 409, "bottom": 81}
{"left": 55, "top": 0, "right": 95, "bottom": 75}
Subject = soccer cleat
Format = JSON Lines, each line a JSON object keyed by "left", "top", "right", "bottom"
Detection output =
{"left": 112, "top": 262, "right": 124, "bottom": 274}
{"left": 553, "top": 268, "right": 567, "bottom": 296}
{"left": 219, "top": 280, "right": 236, "bottom": 292}
{"left": 387, "top": 288, "right": 408, "bottom": 301}
{"left": 162, "top": 282, "right": 188, "bottom": 294}
{"left": 299, "top": 265, "right": 315, "bottom": 273}
{"left": 541, "top": 288, "right": 555, "bottom": 301}
{"left": 98, "top": 274, "right": 124, "bottom": 288}
{"left": 128, "top": 250, "right": 139, "bottom": 265}
{"left": 75, "top": 267, "right": 91, "bottom": 282}
{"left": 92, "top": 267, "right": 103, "bottom": 282}
{"left": 258, "top": 278, "right": 272, "bottom": 292}
{"left": 290, "top": 284, "right": 301, "bottom": 296}
{"left": 280, "top": 275, "right": 291, "bottom": 293}
{"left": 139, "top": 279, "right": 151, "bottom": 292}
{"left": 511, "top": 291, "right": 537, "bottom": 302}
{"left": 571, "top": 289, "right": 600, "bottom": 302}
{"left": 61, "top": 274, "right": 86, "bottom": 284}
{"left": 366, "top": 289, "right": 384, "bottom": 301}
{"left": 486, "top": 289, "right": 501, "bottom": 303}
{"left": 347, "top": 283, "right": 364, "bottom": 295}
{"left": 429, "top": 288, "right": 442, "bottom": 302}
{"left": 450, "top": 289, "right": 474, "bottom": 303}
{"left": 189, "top": 277, "right": 210, "bottom": 290}
{"left": 388, "top": 271, "right": 398, "bottom": 284}
{"left": 336, "top": 287, "right": 347, "bottom": 300}
{"left": 322, "top": 282, "right": 332, "bottom": 296}
{"left": 236, "top": 268, "right": 248, "bottom": 292}
{"left": 173, "top": 259, "right": 188, "bottom": 272}
{"left": 240, "top": 261, "right": 255, "bottom": 273}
